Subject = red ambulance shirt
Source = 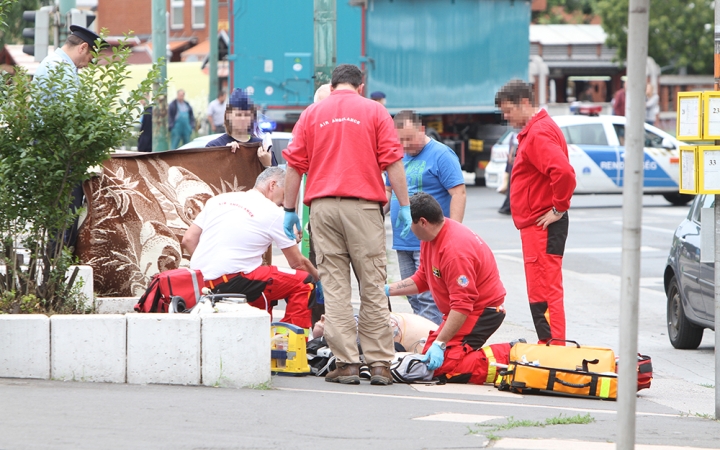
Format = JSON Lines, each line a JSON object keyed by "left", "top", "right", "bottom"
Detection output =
{"left": 283, "top": 89, "right": 403, "bottom": 205}
{"left": 410, "top": 219, "right": 505, "bottom": 317}
{"left": 510, "top": 109, "right": 576, "bottom": 229}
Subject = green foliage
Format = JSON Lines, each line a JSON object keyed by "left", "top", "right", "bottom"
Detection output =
{"left": 0, "top": 0, "right": 42, "bottom": 47}
{"left": 533, "top": 0, "right": 598, "bottom": 24}
{"left": 0, "top": 32, "right": 166, "bottom": 313}
{"left": 596, "top": 0, "right": 715, "bottom": 74}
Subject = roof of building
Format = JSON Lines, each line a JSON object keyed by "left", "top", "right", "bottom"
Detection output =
{"left": 530, "top": 24, "right": 607, "bottom": 46}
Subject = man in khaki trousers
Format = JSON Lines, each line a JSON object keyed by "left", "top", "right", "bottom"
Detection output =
{"left": 282, "top": 65, "right": 412, "bottom": 385}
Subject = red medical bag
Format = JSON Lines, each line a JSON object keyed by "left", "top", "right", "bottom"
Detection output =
{"left": 134, "top": 268, "right": 205, "bottom": 313}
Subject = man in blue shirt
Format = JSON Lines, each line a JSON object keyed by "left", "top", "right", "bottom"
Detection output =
{"left": 34, "top": 25, "right": 103, "bottom": 90}
{"left": 33, "top": 25, "right": 105, "bottom": 248}
{"left": 386, "top": 110, "right": 466, "bottom": 324}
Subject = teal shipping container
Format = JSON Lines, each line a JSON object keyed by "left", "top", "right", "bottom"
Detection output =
{"left": 365, "top": 0, "right": 529, "bottom": 113}
{"left": 228, "top": 0, "right": 531, "bottom": 182}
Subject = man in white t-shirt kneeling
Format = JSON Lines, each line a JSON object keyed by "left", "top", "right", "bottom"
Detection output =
{"left": 182, "top": 167, "right": 319, "bottom": 329}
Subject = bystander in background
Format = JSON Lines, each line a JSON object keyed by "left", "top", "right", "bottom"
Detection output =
{"left": 206, "top": 90, "right": 227, "bottom": 134}
{"left": 386, "top": 110, "right": 466, "bottom": 325}
{"left": 169, "top": 89, "right": 195, "bottom": 149}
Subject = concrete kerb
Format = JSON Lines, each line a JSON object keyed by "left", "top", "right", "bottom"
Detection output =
{"left": 0, "top": 309, "right": 271, "bottom": 388}
{"left": 0, "top": 314, "right": 50, "bottom": 379}
{"left": 51, "top": 314, "right": 127, "bottom": 383}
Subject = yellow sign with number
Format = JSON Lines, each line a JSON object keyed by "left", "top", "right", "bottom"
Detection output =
{"left": 698, "top": 145, "right": 720, "bottom": 194}
{"left": 676, "top": 92, "right": 703, "bottom": 141}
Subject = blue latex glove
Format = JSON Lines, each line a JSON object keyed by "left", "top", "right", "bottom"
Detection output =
{"left": 314, "top": 280, "right": 324, "bottom": 305}
{"left": 395, "top": 205, "right": 412, "bottom": 238}
{"left": 384, "top": 284, "right": 390, "bottom": 297}
{"left": 422, "top": 341, "right": 445, "bottom": 371}
{"left": 283, "top": 210, "right": 301, "bottom": 240}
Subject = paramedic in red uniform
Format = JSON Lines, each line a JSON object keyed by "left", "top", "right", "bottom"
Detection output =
{"left": 385, "top": 193, "right": 512, "bottom": 384}
{"left": 495, "top": 79, "right": 576, "bottom": 345}
{"left": 182, "top": 167, "right": 319, "bottom": 329}
{"left": 282, "top": 64, "right": 412, "bottom": 386}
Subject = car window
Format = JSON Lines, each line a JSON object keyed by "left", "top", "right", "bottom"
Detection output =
{"left": 561, "top": 124, "right": 608, "bottom": 146}
{"left": 612, "top": 124, "right": 666, "bottom": 148}
{"left": 496, "top": 129, "right": 514, "bottom": 145}
{"left": 271, "top": 138, "right": 290, "bottom": 164}
{"left": 692, "top": 195, "right": 714, "bottom": 223}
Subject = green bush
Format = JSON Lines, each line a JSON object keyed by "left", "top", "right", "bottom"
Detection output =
{"left": 0, "top": 32, "right": 165, "bottom": 313}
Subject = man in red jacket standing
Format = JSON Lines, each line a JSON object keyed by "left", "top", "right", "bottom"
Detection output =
{"left": 282, "top": 65, "right": 412, "bottom": 386}
{"left": 495, "top": 80, "right": 576, "bottom": 345}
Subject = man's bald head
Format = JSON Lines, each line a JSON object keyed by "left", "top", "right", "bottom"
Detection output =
{"left": 314, "top": 83, "right": 331, "bottom": 103}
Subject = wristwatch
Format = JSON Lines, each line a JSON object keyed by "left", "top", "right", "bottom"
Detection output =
{"left": 552, "top": 206, "right": 565, "bottom": 216}
{"left": 434, "top": 341, "right": 446, "bottom": 350}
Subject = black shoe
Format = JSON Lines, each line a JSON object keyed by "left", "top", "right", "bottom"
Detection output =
{"left": 359, "top": 364, "right": 371, "bottom": 380}
{"left": 498, "top": 209, "right": 511, "bottom": 215}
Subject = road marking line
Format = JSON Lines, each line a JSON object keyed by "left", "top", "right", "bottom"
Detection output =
{"left": 413, "top": 413, "right": 502, "bottom": 423}
{"left": 275, "top": 387, "right": 680, "bottom": 418}
{"left": 493, "top": 438, "right": 711, "bottom": 450}
{"left": 493, "top": 246, "right": 660, "bottom": 254}
{"left": 611, "top": 221, "right": 676, "bottom": 234}
{"left": 412, "top": 383, "right": 519, "bottom": 398}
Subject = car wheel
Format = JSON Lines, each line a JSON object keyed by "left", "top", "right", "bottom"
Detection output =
{"left": 663, "top": 193, "right": 694, "bottom": 206}
{"left": 666, "top": 276, "right": 704, "bottom": 349}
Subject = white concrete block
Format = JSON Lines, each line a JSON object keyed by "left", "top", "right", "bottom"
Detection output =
{"left": 66, "top": 265, "right": 93, "bottom": 309}
{"left": 127, "top": 314, "right": 201, "bottom": 385}
{"left": 0, "top": 315, "right": 50, "bottom": 379}
{"left": 51, "top": 315, "right": 126, "bottom": 383}
{"left": 96, "top": 297, "right": 138, "bottom": 314}
{"left": 201, "top": 305, "right": 271, "bottom": 388}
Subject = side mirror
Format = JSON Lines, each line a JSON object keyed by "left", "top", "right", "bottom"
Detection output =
{"left": 661, "top": 137, "right": 675, "bottom": 149}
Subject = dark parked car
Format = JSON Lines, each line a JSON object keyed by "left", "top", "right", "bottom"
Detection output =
{"left": 664, "top": 194, "right": 716, "bottom": 349}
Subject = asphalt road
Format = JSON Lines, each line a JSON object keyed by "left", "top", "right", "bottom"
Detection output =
{"left": 2, "top": 183, "right": 720, "bottom": 450}
{"left": 465, "top": 185, "right": 716, "bottom": 416}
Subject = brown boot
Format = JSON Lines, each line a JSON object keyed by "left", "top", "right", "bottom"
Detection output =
{"left": 370, "top": 365, "right": 393, "bottom": 386}
{"left": 325, "top": 363, "right": 361, "bottom": 385}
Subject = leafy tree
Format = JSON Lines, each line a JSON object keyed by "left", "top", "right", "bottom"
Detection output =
{"left": 596, "top": 0, "right": 714, "bottom": 74}
{"left": 0, "top": 0, "right": 44, "bottom": 48}
{"left": 0, "top": 34, "right": 166, "bottom": 313}
{"left": 533, "top": 0, "right": 598, "bottom": 24}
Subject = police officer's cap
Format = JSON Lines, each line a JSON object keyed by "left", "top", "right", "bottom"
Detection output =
{"left": 228, "top": 88, "right": 254, "bottom": 110}
{"left": 69, "top": 25, "right": 106, "bottom": 49}
{"left": 370, "top": 91, "right": 386, "bottom": 100}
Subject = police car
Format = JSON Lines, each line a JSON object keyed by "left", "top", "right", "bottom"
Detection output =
{"left": 484, "top": 115, "right": 691, "bottom": 205}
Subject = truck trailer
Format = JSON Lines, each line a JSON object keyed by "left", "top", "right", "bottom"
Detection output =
{"left": 228, "top": 0, "right": 530, "bottom": 184}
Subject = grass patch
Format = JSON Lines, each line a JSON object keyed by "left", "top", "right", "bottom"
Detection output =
{"left": 248, "top": 380, "right": 273, "bottom": 390}
{"left": 700, "top": 383, "right": 715, "bottom": 389}
{"left": 468, "top": 413, "right": 595, "bottom": 438}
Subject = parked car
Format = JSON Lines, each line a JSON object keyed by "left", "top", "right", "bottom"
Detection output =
{"left": 665, "top": 194, "right": 716, "bottom": 349}
{"left": 485, "top": 129, "right": 518, "bottom": 190}
{"left": 484, "top": 115, "right": 692, "bottom": 206}
{"left": 178, "top": 132, "right": 293, "bottom": 165}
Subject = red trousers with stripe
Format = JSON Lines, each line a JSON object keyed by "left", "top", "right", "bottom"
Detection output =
{"left": 212, "top": 265, "right": 313, "bottom": 329}
{"left": 423, "top": 307, "right": 508, "bottom": 384}
{"left": 519, "top": 214, "right": 569, "bottom": 345}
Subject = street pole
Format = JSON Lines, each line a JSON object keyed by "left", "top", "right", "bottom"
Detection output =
{"left": 58, "top": 0, "right": 74, "bottom": 15}
{"left": 57, "top": 0, "right": 75, "bottom": 44}
{"left": 714, "top": 0, "right": 720, "bottom": 421}
{"left": 151, "top": 0, "right": 169, "bottom": 152}
{"left": 618, "top": 0, "right": 650, "bottom": 448}
{"left": 208, "top": 0, "right": 219, "bottom": 102}
{"left": 313, "top": 0, "right": 336, "bottom": 92}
